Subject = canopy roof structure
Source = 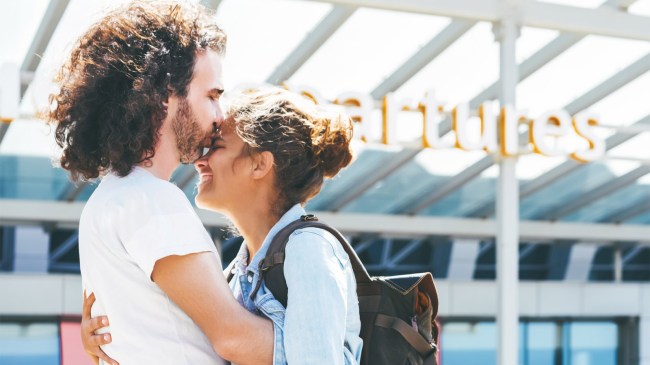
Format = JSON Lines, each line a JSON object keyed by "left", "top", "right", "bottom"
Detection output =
{"left": 1, "top": 0, "right": 649, "bottom": 236}
{"left": 1, "top": 2, "right": 650, "bottom": 364}
{"left": 1, "top": 0, "right": 649, "bottom": 286}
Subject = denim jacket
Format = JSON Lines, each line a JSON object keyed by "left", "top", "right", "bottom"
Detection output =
{"left": 228, "top": 205, "right": 362, "bottom": 365}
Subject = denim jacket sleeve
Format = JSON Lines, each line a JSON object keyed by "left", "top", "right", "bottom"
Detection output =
{"left": 282, "top": 228, "right": 351, "bottom": 365}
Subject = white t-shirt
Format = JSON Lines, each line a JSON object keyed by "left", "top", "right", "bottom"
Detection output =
{"left": 79, "top": 167, "right": 223, "bottom": 365}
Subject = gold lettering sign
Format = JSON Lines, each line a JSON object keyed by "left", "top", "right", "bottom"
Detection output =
{"left": 281, "top": 84, "right": 606, "bottom": 162}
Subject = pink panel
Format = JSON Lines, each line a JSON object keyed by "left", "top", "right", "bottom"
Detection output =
{"left": 60, "top": 321, "right": 95, "bottom": 365}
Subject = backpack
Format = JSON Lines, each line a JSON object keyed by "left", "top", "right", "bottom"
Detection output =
{"left": 243, "top": 214, "right": 440, "bottom": 365}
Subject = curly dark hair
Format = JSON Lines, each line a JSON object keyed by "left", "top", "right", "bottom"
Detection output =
{"left": 47, "top": 0, "right": 226, "bottom": 181}
{"left": 228, "top": 88, "right": 354, "bottom": 217}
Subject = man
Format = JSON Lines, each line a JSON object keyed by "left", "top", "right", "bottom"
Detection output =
{"left": 47, "top": 1, "right": 274, "bottom": 364}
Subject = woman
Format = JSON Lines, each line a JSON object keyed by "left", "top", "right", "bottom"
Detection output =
{"left": 82, "top": 87, "right": 363, "bottom": 365}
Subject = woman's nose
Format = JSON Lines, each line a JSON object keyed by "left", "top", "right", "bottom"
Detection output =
{"left": 194, "top": 157, "right": 207, "bottom": 170}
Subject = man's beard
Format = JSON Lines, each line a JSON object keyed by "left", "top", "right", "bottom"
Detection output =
{"left": 172, "top": 98, "right": 206, "bottom": 164}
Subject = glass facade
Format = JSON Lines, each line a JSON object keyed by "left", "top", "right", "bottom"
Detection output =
{"left": 440, "top": 320, "right": 621, "bottom": 365}
{"left": 0, "top": 321, "right": 94, "bottom": 365}
{"left": 0, "top": 318, "right": 628, "bottom": 365}
{"left": 0, "top": 322, "right": 59, "bottom": 365}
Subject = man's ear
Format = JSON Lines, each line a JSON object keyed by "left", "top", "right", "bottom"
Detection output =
{"left": 251, "top": 151, "right": 274, "bottom": 180}
{"left": 163, "top": 86, "right": 176, "bottom": 108}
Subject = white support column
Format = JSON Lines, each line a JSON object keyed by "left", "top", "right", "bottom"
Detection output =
{"left": 614, "top": 246, "right": 623, "bottom": 282}
{"left": 13, "top": 226, "right": 49, "bottom": 273}
{"left": 447, "top": 239, "right": 481, "bottom": 280}
{"left": 565, "top": 243, "right": 600, "bottom": 281}
{"left": 642, "top": 286, "right": 650, "bottom": 365}
{"left": 494, "top": 4, "right": 520, "bottom": 365}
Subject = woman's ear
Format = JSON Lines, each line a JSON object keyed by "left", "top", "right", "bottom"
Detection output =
{"left": 251, "top": 151, "right": 274, "bottom": 180}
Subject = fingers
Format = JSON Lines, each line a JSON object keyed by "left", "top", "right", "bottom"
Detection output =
{"left": 87, "top": 333, "right": 112, "bottom": 347}
{"left": 85, "top": 334, "right": 119, "bottom": 365}
{"left": 81, "top": 291, "right": 118, "bottom": 365}
{"left": 97, "top": 351, "right": 120, "bottom": 365}
{"left": 81, "top": 291, "right": 109, "bottom": 332}
{"left": 83, "top": 316, "right": 110, "bottom": 333}
{"left": 90, "top": 347, "right": 119, "bottom": 365}
{"left": 83, "top": 291, "right": 96, "bottom": 318}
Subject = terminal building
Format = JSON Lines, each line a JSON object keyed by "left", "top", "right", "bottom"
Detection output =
{"left": 1, "top": 0, "right": 649, "bottom": 364}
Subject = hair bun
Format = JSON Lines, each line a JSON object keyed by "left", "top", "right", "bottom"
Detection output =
{"left": 311, "top": 112, "right": 353, "bottom": 178}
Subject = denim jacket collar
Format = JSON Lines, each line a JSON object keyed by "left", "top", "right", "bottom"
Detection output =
{"left": 236, "top": 204, "right": 306, "bottom": 279}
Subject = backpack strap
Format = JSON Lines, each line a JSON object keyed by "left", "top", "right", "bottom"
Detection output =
{"left": 224, "top": 257, "right": 237, "bottom": 283}
{"left": 250, "top": 214, "right": 370, "bottom": 306}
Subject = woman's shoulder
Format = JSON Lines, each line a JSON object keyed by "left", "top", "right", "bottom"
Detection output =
{"left": 285, "top": 227, "right": 350, "bottom": 267}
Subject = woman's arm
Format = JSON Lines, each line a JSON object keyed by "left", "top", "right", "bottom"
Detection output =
{"left": 282, "top": 230, "right": 350, "bottom": 365}
{"left": 152, "top": 251, "right": 274, "bottom": 365}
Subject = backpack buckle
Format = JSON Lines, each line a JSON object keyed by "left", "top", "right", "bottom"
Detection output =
{"left": 258, "top": 260, "right": 271, "bottom": 272}
{"left": 301, "top": 214, "right": 318, "bottom": 222}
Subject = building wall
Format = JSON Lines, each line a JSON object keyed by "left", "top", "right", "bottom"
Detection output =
{"left": 1, "top": 274, "right": 648, "bottom": 364}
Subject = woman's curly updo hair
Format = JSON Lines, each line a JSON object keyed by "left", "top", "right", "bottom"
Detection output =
{"left": 47, "top": 0, "right": 226, "bottom": 181}
{"left": 228, "top": 87, "right": 354, "bottom": 217}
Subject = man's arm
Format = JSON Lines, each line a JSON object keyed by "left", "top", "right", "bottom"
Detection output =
{"left": 152, "top": 252, "right": 273, "bottom": 365}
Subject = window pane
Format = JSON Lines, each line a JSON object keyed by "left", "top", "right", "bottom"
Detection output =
{"left": 568, "top": 322, "right": 617, "bottom": 365}
{"left": 0, "top": 323, "right": 59, "bottom": 365}
{"left": 441, "top": 322, "right": 496, "bottom": 365}
{"left": 527, "top": 322, "right": 559, "bottom": 365}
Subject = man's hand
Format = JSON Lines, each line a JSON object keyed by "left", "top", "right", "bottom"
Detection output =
{"left": 81, "top": 290, "right": 119, "bottom": 365}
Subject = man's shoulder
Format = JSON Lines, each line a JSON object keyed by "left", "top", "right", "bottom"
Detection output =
{"left": 87, "top": 170, "right": 191, "bottom": 216}
{"left": 109, "top": 169, "right": 186, "bottom": 198}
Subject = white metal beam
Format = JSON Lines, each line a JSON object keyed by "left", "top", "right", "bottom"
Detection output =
{"left": 365, "top": 0, "right": 634, "bottom": 211}
{"left": 20, "top": 0, "right": 70, "bottom": 97}
{"left": 336, "top": 0, "right": 630, "bottom": 213}
{"left": 447, "top": 0, "right": 630, "bottom": 118}
{"left": 468, "top": 33, "right": 583, "bottom": 111}
{"left": 362, "top": 31, "right": 593, "bottom": 214}
{"left": 304, "top": 0, "right": 650, "bottom": 41}
{"left": 370, "top": 19, "right": 475, "bottom": 98}
{"left": 5, "top": 199, "right": 650, "bottom": 242}
{"left": 412, "top": 52, "right": 650, "bottom": 216}
{"left": 266, "top": 5, "right": 356, "bottom": 84}
{"left": 564, "top": 53, "right": 650, "bottom": 114}
{"left": 524, "top": 1, "right": 650, "bottom": 41}
{"left": 4, "top": 275, "right": 650, "bottom": 317}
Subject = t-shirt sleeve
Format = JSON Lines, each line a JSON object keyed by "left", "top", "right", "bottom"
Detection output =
{"left": 117, "top": 185, "right": 217, "bottom": 279}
